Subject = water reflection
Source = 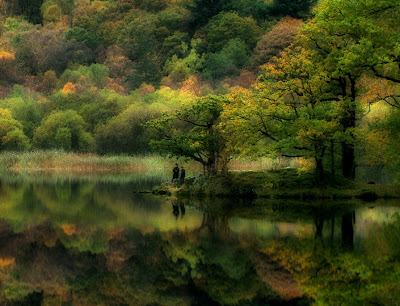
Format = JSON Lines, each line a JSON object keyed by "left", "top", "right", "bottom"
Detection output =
{"left": 0, "top": 178, "right": 399, "bottom": 305}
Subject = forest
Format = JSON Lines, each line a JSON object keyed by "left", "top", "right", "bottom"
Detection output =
{"left": 0, "top": 0, "right": 399, "bottom": 181}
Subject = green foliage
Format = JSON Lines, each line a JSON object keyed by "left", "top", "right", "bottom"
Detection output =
{"left": 59, "top": 64, "right": 109, "bottom": 89}
{"left": 269, "top": 0, "right": 316, "bottom": 18}
{"left": 133, "top": 0, "right": 167, "bottom": 13}
{"left": 0, "top": 108, "right": 30, "bottom": 151}
{"left": 54, "top": 127, "right": 72, "bottom": 150}
{"left": 384, "top": 214, "right": 400, "bottom": 258}
{"left": 95, "top": 104, "right": 153, "bottom": 154}
{"left": 156, "top": 7, "right": 191, "bottom": 32}
{"left": 88, "top": 64, "right": 109, "bottom": 89}
{"left": 13, "top": 27, "right": 94, "bottom": 75}
{"left": 160, "top": 31, "right": 190, "bottom": 60}
{"left": 229, "top": 0, "right": 271, "bottom": 21}
{"left": 203, "top": 39, "right": 249, "bottom": 80}
{"left": 61, "top": 229, "right": 109, "bottom": 254}
{"left": 163, "top": 47, "right": 204, "bottom": 83}
{"left": 0, "top": 96, "right": 42, "bottom": 139}
{"left": 204, "top": 11, "right": 261, "bottom": 53}
{"left": 185, "top": 0, "right": 231, "bottom": 31}
{"left": 0, "top": 0, "right": 397, "bottom": 169}
{"left": 79, "top": 97, "right": 124, "bottom": 133}
{"left": 65, "top": 27, "right": 104, "bottom": 50}
{"left": 147, "top": 95, "right": 226, "bottom": 175}
{"left": 2, "top": 17, "right": 32, "bottom": 32}
{"left": 15, "top": 0, "right": 44, "bottom": 24}
{"left": 33, "top": 110, "right": 94, "bottom": 151}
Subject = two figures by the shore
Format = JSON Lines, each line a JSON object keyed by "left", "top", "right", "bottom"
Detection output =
{"left": 172, "top": 163, "right": 185, "bottom": 186}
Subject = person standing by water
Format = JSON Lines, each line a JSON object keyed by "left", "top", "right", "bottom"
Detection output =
{"left": 172, "top": 164, "right": 179, "bottom": 183}
{"left": 180, "top": 166, "right": 185, "bottom": 186}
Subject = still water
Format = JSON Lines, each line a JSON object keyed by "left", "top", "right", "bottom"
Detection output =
{"left": 0, "top": 175, "right": 399, "bottom": 305}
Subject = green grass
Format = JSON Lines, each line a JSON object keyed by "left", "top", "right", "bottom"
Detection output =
{"left": 0, "top": 151, "right": 304, "bottom": 175}
{"left": 0, "top": 151, "right": 181, "bottom": 174}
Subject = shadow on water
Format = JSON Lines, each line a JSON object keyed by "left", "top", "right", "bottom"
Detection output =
{"left": 0, "top": 175, "right": 399, "bottom": 304}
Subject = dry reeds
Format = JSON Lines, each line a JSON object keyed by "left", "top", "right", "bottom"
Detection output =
{"left": 0, "top": 150, "right": 301, "bottom": 175}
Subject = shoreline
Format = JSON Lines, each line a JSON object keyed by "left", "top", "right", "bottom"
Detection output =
{"left": 153, "top": 169, "right": 400, "bottom": 202}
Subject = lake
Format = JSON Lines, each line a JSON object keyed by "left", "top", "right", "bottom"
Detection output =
{"left": 0, "top": 174, "right": 399, "bottom": 305}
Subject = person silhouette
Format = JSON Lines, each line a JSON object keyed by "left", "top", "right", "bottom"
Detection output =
{"left": 179, "top": 201, "right": 185, "bottom": 219}
{"left": 172, "top": 200, "right": 179, "bottom": 219}
{"left": 172, "top": 163, "right": 179, "bottom": 183}
{"left": 179, "top": 166, "right": 185, "bottom": 186}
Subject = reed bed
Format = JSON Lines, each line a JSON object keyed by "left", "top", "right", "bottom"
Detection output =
{"left": 0, "top": 150, "right": 301, "bottom": 175}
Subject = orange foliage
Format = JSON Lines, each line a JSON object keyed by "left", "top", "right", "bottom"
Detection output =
{"left": 0, "top": 51, "right": 15, "bottom": 61}
{"left": 103, "top": 46, "right": 134, "bottom": 79}
{"left": 0, "top": 51, "right": 17, "bottom": 83}
{"left": 223, "top": 71, "right": 257, "bottom": 89}
{"left": 252, "top": 17, "right": 303, "bottom": 68}
{"left": 62, "top": 224, "right": 77, "bottom": 236}
{"left": 106, "top": 78, "right": 128, "bottom": 94}
{"left": 38, "top": 70, "right": 58, "bottom": 94}
{"left": 180, "top": 75, "right": 207, "bottom": 96}
{"left": 358, "top": 75, "right": 400, "bottom": 108}
{"left": 62, "top": 82, "right": 77, "bottom": 95}
{"left": 137, "top": 83, "right": 155, "bottom": 96}
{"left": 0, "top": 257, "right": 15, "bottom": 268}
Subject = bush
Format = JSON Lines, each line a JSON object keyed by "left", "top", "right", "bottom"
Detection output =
{"left": 33, "top": 110, "right": 94, "bottom": 152}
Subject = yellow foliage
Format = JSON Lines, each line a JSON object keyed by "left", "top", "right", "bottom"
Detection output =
{"left": 43, "top": 4, "right": 62, "bottom": 24}
{"left": 0, "top": 108, "right": 13, "bottom": 119}
{"left": 62, "top": 82, "right": 77, "bottom": 95}
{"left": 297, "top": 158, "right": 314, "bottom": 173}
{"left": 181, "top": 75, "right": 202, "bottom": 95}
{"left": 38, "top": 98, "right": 50, "bottom": 104}
{"left": 137, "top": 83, "right": 155, "bottom": 96}
{"left": 0, "top": 51, "right": 15, "bottom": 61}
{"left": 0, "top": 257, "right": 15, "bottom": 268}
{"left": 62, "top": 224, "right": 76, "bottom": 236}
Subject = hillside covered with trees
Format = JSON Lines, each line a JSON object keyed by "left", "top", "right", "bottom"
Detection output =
{"left": 0, "top": 0, "right": 399, "bottom": 181}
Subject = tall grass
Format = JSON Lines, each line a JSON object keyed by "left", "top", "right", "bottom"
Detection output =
{"left": 0, "top": 150, "right": 301, "bottom": 175}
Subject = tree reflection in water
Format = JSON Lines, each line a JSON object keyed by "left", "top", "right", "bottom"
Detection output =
{"left": 0, "top": 180, "right": 398, "bottom": 304}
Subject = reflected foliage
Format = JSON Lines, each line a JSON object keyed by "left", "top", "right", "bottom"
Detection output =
{"left": 0, "top": 178, "right": 399, "bottom": 304}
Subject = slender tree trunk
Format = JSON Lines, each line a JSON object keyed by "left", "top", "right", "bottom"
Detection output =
{"left": 341, "top": 76, "right": 357, "bottom": 179}
{"left": 315, "top": 157, "right": 324, "bottom": 182}
{"left": 314, "top": 145, "right": 326, "bottom": 182}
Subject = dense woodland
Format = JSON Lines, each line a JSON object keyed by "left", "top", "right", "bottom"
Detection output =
{"left": 0, "top": 0, "right": 399, "bottom": 180}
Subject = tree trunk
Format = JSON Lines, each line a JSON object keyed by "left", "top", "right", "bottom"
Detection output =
{"left": 340, "top": 76, "right": 357, "bottom": 179}
{"left": 315, "top": 156, "right": 324, "bottom": 182}
{"left": 314, "top": 145, "right": 326, "bottom": 183}
{"left": 342, "top": 142, "right": 355, "bottom": 179}
{"left": 220, "top": 150, "right": 229, "bottom": 175}
{"left": 206, "top": 158, "right": 217, "bottom": 176}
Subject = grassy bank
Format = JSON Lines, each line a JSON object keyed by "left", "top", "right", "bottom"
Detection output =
{"left": 159, "top": 169, "right": 400, "bottom": 201}
{"left": 0, "top": 151, "right": 171, "bottom": 174}
{"left": 3, "top": 152, "right": 396, "bottom": 201}
{"left": 0, "top": 151, "right": 301, "bottom": 175}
